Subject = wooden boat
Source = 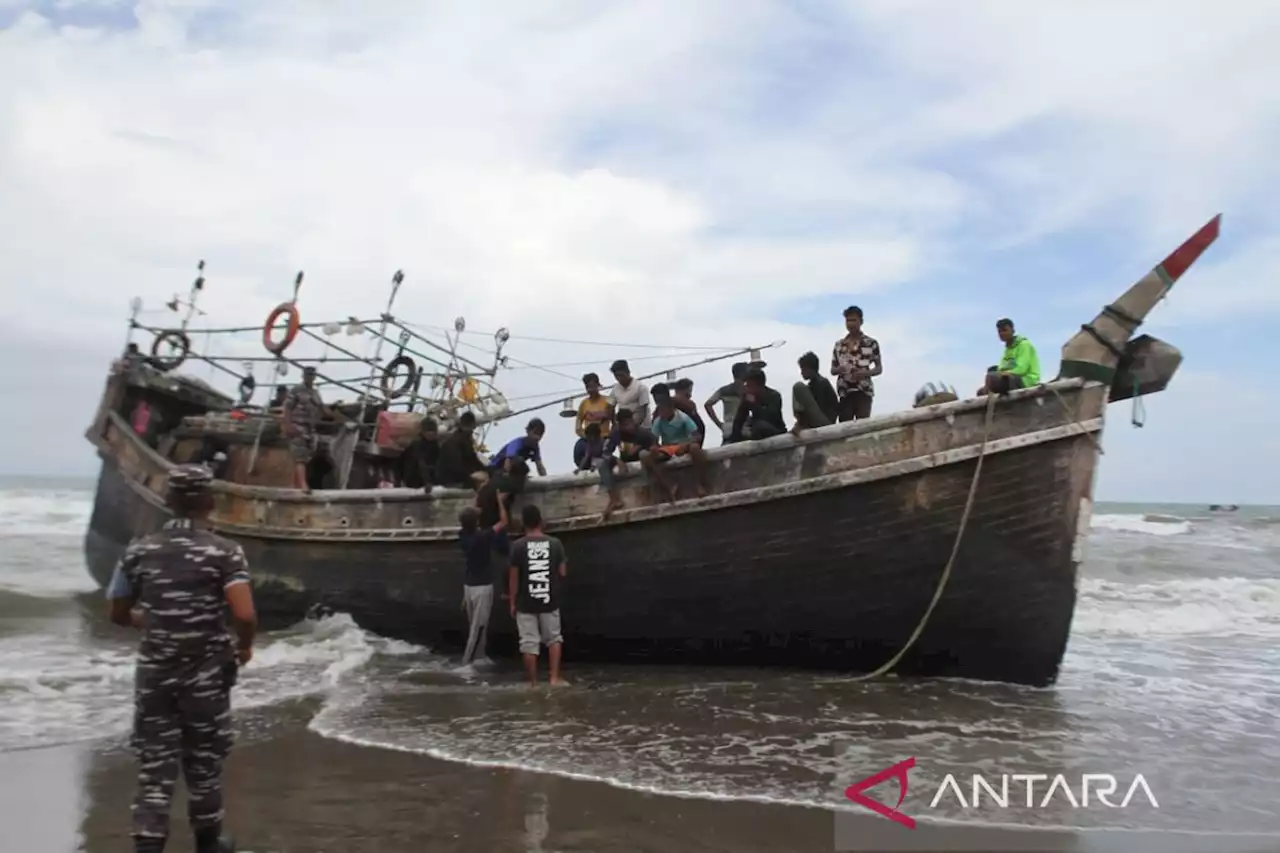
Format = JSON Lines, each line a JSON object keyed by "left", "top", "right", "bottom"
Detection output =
{"left": 82, "top": 216, "right": 1222, "bottom": 687}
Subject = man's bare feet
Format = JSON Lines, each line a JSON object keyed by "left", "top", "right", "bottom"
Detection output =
{"left": 549, "top": 678, "right": 571, "bottom": 688}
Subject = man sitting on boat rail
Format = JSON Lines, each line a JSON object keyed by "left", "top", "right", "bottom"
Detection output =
{"left": 704, "top": 361, "right": 748, "bottom": 445}
{"left": 729, "top": 367, "right": 787, "bottom": 442}
{"left": 608, "top": 359, "right": 650, "bottom": 428}
{"left": 979, "top": 318, "right": 1041, "bottom": 396}
{"left": 281, "top": 366, "right": 330, "bottom": 492}
{"left": 436, "top": 411, "right": 489, "bottom": 489}
{"left": 573, "top": 423, "right": 607, "bottom": 474}
{"left": 670, "top": 378, "right": 707, "bottom": 438}
{"left": 489, "top": 417, "right": 548, "bottom": 478}
{"left": 791, "top": 351, "right": 839, "bottom": 434}
{"left": 643, "top": 385, "right": 709, "bottom": 501}
{"left": 598, "top": 407, "right": 658, "bottom": 520}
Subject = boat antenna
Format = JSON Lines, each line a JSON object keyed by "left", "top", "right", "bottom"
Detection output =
{"left": 338, "top": 270, "right": 404, "bottom": 489}
{"left": 169, "top": 259, "right": 208, "bottom": 332}
{"left": 124, "top": 296, "right": 143, "bottom": 351}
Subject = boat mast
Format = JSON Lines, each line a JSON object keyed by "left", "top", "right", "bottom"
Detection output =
{"left": 355, "top": 269, "right": 405, "bottom": 426}
{"left": 1059, "top": 215, "right": 1221, "bottom": 385}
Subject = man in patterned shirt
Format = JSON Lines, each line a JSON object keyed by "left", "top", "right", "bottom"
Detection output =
{"left": 106, "top": 465, "right": 257, "bottom": 853}
{"left": 830, "top": 305, "right": 883, "bottom": 421}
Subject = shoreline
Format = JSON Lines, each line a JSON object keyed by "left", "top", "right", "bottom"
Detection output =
{"left": 4, "top": 705, "right": 1276, "bottom": 853}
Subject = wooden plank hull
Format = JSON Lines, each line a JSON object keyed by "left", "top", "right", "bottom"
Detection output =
{"left": 85, "top": 385, "right": 1103, "bottom": 686}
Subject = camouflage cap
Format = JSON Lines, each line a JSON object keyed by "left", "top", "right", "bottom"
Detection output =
{"left": 167, "top": 464, "right": 214, "bottom": 496}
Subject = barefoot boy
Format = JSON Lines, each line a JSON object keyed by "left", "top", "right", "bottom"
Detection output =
{"left": 508, "top": 504, "right": 568, "bottom": 687}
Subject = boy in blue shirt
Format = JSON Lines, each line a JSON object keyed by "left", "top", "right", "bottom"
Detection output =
{"left": 489, "top": 418, "right": 548, "bottom": 477}
{"left": 641, "top": 386, "right": 709, "bottom": 502}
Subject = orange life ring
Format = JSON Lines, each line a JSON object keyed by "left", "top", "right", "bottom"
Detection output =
{"left": 263, "top": 302, "right": 301, "bottom": 355}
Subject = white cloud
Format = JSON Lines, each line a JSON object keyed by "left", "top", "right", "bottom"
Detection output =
{"left": 0, "top": 0, "right": 1278, "bottom": 500}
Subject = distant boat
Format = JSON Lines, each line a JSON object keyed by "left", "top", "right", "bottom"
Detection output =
{"left": 1208, "top": 504, "right": 1240, "bottom": 513}
{"left": 82, "top": 216, "right": 1222, "bottom": 688}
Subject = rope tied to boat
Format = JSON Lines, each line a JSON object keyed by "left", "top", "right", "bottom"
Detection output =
{"left": 1048, "top": 385, "right": 1105, "bottom": 453}
{"left": 850, "top": 392, "right": 998, "bottom": 683}
{"left": 1130, "top": 377, "right": 1146, "bottom": 428}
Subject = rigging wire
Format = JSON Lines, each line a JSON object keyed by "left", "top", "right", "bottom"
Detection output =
{"left": 500, "top": 349, "right": 729, "bottom": 371}
{"left": 401, "top": 321, "right": 739, "bottom": 352}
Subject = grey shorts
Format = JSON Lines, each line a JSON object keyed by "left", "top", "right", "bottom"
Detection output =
{"left": 515, "top": 610, "right": 563, "bottom": 655}
{"left": 288, "top": 433, "right": 316, "bottom": 463}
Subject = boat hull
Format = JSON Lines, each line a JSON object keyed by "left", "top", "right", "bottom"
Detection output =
{"left": 85, "top": 422, "right": 1094, "bottom": 686}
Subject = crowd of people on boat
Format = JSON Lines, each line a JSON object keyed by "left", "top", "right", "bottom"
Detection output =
{"left": 381, "top": 308, "right": 1040, "bottom": 513}
{"left": 115, "top": 307, "right": 1039, "bottom": 506}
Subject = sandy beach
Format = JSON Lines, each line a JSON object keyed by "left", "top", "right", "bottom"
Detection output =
{"left": 5, "top": 700, "right": 832, "bottom": 853}
{"left": 1, "top": 700, "right": 1274, "bottom": 853}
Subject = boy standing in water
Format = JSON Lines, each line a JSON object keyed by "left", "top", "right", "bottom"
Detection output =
{"left": 508, "top": 504, "right": 569, "bottom": 687}
{"left": 458, "top": 501, "right": 508, "bottom": 667}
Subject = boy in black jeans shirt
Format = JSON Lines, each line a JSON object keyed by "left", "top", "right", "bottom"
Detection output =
{"left": 508, "top": 504, "right": 568, "bottom": 687}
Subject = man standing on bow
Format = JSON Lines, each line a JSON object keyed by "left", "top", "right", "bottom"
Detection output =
{"left": 106, "top": 465, "right": 258, "bottom": 853}
{"left": 830, "top": 305, "right": 883, "bottom": 421}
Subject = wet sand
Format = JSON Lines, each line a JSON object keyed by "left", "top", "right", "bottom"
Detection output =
{"left": 3, "top": 703, "right": 1274, "bottom": 853}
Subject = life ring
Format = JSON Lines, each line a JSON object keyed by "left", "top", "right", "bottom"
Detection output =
{"left": 149, "top": 329, "right": 190, "bottom": 372}
{"left": 262, "top": 302, "right": 301, "bottom": 355}
{"left": 237, "top": 375, "right": 256, "bottom": 405}
{"left": 380, "top": 354, "right": 418, "bottom": 399}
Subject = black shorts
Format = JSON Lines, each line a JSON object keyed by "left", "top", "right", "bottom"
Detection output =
{"left": 838, "top": 392, "right": 873, "bottom": 421}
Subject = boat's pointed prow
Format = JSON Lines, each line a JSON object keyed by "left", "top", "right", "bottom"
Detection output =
{"left": 1059, "top": 215, "right": 1223, "bottom": 386}
{"left": 1158, "top": 213, "right": 1222, "bottom": 284}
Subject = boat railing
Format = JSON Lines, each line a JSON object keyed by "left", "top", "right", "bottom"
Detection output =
{"left": 128, "top": 377, "right": 1094, "bottom": 506}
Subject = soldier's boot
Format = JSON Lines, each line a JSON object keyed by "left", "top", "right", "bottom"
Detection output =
{"left": 194, "top": 825, "right": 235, "bottom": 853}
{"left": 134, "top": 836, "right": 167, "bottom": 853}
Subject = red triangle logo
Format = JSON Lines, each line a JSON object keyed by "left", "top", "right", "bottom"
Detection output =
{"left": 844, "top": 756, "right": 916, "bottom": 829}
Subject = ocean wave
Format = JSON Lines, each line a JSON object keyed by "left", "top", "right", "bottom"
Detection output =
{"left": 0, "top": 489, "right": 93, "bottom": 538}
{"left": 1090, "top": 513, "right": 1192, "bottom": 537}
{"left": 1074, "top": 576, "right": 1280, "bottom": 638}
{"left": 0, "top": 614, "right": 430, "bottom": 752}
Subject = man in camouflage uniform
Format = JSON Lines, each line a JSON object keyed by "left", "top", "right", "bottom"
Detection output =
{"left": 282, "top": 365, "right": 326, "bottom": 491}
{"left": 106, "top": 464, "right": 258, "bottom": 853}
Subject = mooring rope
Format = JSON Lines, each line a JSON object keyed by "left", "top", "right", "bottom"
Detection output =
{"left": 851, "top": 392, "right": 999, "bottom": 682}
{"left": 1047, "top": 385, "right": 1105, "bottom": 453}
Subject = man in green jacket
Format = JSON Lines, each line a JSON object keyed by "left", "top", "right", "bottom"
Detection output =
{"left": 979, "top": 318, "right": 1040, "bottom": 395}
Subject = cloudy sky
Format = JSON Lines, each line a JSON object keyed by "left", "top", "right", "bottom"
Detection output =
{"left": 1, "top": 0, "right": 1277, "bottom": 503}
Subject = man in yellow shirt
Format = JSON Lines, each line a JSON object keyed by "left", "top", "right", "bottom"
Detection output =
{"left": 576, "top": 373, "right": 613, "bottom": 439}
